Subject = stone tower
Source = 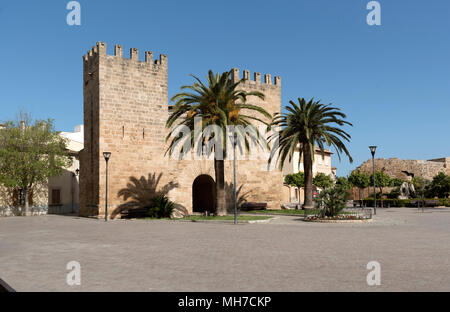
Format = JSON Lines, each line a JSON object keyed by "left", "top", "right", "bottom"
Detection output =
{"left": 79, "top": 42, "right": 168, "bottom": 218}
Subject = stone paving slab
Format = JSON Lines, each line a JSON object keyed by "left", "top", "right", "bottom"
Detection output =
{"left": 0, "top": 208, "right": 449, "bottom": 291}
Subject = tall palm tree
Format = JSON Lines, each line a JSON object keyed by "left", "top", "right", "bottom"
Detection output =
{"left": 270, "top": 98, "right": 353, "bottom": 209}
{"left": 166, "top": 70, "right": 271, "bottom": 215}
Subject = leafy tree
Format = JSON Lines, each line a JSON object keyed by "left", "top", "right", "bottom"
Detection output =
{"left": 389, "top": 178, "right": 405, "bottom": 187}
{"left": 284, "top": 172, "right": 305, "bottom": 189}
{"left": 335, "top": 176, "right": 352, "bottom": 191}
{"left": 166, "top": 70, "right": 270, "bottom": 215}
{"left": 370, "top": 171, "right": 391, "bottom": 194}
{"left": 427, "top": 173, "right": 450, "bottom": 198}
{"left": 284, "top": 172, "right": 305, "bottom": 207}
{"left": 0, "top": 116, "right": 72, "bottom": 215}
{"left": 348, "top": 169, "right": 370, "bottom": 201}
{"left": 270, "top": 98, "right": 353, "bottom": 209}
{"left": 313, "top": 172, "right": 334, "bottom": 190}
{"left": 411, "top": 176, "right": 430, "bottom": 199}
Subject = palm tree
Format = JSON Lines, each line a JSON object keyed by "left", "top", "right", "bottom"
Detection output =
{"left": 270, "top": 98, "right": 353, "bottom": 209}
{"left": 166, "top": 70, "right": 271, "bottom": 215}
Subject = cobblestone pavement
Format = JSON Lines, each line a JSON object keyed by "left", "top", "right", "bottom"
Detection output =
{"left": 0, "top": 207, "right": 449, "bottom": 291}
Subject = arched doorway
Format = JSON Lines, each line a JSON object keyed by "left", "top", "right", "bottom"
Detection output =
{"left": 192, "top": 175, "right": 216, "bottom": 213}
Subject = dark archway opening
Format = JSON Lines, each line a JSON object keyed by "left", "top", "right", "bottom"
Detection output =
{"left": 192, "top": 175, "right": 216, "bottom": 214}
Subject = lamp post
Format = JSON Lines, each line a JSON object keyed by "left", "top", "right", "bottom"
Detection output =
{"left": 230, "top": 133, "right": 238, "bottom": 225}
{"left": 103, "top": 152, "right": 111, "bottom": 222}
{"left": 71, "top": 169, "right": 80, "bottom": 214}
{"left": 369, "top": 146, "right": 377, "bottom": 215}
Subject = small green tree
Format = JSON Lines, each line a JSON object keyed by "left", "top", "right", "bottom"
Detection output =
{"left": 427, "top": 173, "right": 450, "bottom": 198}
{"left": 284, "top": 172, "right": 305, "bottom": 207}
{"left": 313, "top": 173, "right": 334, "bottom": 190}
{"left": 370, "top": 171, "right": 391, "bottom": 195}
{"left": 348, "top": 170, "right": 370, "bottom": 201}
{"left": 284, "top": 172, "right": 305, "bottom": 189}
{"left": 0, "top": 116, "right": 72, "bottom": 215}
{"left": 335, "top": 176, "right": 351, "bottom": 191}
{"left": 370, "top": 171, "right": 391, "bottom": 206}
{"left": 389, "top": 178, "right": 405, "bottom": 187}
{"left": 412, "top": 176, "right": 430, "bottom": 200}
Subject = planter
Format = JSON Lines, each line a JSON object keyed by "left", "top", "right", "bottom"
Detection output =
{"left": 304, "top": 215, "right": 372, "bottom": 223}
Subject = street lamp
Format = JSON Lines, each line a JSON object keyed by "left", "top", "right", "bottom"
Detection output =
{"left": 230, "top": 133, "right": 238, "bottom": 225}
{"left": 71, "top": 168, "right": 80, "bottom": 214}
{"left": 103, "top": 152, "right": 111, "bottom": 222}
{"left": 369, "top": 146, "right": 377, "bottom": 215}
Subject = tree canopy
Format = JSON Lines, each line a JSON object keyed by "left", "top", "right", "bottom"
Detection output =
{"left": 427, "top": 172, "right": 450, "bottom": 198}
{"left": 370, "top": 171, "right": 391, "bottom": 193}
{"left": 313, "top": 173, "right": 334, "bottom": 190}
{"left": 348, "top": 170, "right": 370, "bottom": 189}
{"left": 284, "top": 172, "right": 305, "bottom": 189}
{"left": 0, "top": 116, "right": 72, "bottom": 213}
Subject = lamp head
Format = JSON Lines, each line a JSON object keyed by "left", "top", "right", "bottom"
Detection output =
{"left": 103, "top": 152, "right": 111, "bottom": 162}
{"left": 369, "top": 146, "right": 377, "bottom": 157}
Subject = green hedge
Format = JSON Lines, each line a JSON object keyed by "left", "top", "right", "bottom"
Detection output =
{"left": 362, "top": 198, "right": 450, "bottom": 207}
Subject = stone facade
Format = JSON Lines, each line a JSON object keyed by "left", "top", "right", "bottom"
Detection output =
{"left": 79, "top": 42, "right": 284, "bottom": 219}
{"left": 357, "top": 157, "right": 450, "bottom": 181}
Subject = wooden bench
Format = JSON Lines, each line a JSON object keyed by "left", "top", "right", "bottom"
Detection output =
{"left": 241, "top": 202, "right": 267, "bottom": 211}
{"left": 424, "top": 200, "right": 439, "bottom": 207}
{"left": 120, "top": 207, "right": 149, "bottom": 219}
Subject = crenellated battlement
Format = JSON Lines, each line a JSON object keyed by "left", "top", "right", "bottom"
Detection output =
{"left": 230, "top": 68, "right": 281, "bottom": 87}
{"left": 83, "top": 42, "right": 167, "bottom": 67}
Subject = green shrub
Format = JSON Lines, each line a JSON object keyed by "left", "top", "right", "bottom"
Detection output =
{"left": 426, "top": 173, "right": 450, "bottom": 198}
{"left": 148, "top": 195, "right": 175, "bottom": 218}
{"left": 315, "top": 185, "right": 349, "bottom": 217}
{"left": 438, "top": 198, "right": 450, "bottom": 207}
{"left": 363, "top": 198, "right": 449, "bottom": 207}
{"left": 387, "top": 187, "right": 401, "bottom": 199}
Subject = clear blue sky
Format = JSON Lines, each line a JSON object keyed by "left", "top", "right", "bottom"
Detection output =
{"left": 1, "top": 0, "right": 449, "bottom": 176}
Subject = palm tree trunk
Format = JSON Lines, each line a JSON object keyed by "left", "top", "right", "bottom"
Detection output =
{"left": 303, "top": 144, "right": 314, "bottom": 210}
{"left": 214, "top": 158, "right": 226, "bottom": 216}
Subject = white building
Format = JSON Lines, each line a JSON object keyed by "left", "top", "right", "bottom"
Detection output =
{"left": 47, "top": 125, "right": 83, "bottom": 214}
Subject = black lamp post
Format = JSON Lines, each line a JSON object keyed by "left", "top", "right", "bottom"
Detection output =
{"left": 71, "top": 168, "right": 80, "bottom": 214}
{"left": 369, "top": 146, "right": 377, "bottom": 215}
{"left": 103, "top": 152, "right": 111, "bottom": 222}
{"left": 230, "top": 133, "right": 238, "bottom": 225}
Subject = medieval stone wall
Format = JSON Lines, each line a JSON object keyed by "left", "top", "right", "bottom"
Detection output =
{"left": 79, "top": 42, "right": 283, "bottom": 218}
{"left": 357, "top": 157, "right": 450, "bottom": 181}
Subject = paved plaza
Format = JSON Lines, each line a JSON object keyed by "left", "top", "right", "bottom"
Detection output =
{"left": 1, "top": 207, "right": 450, "bottom": 292}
